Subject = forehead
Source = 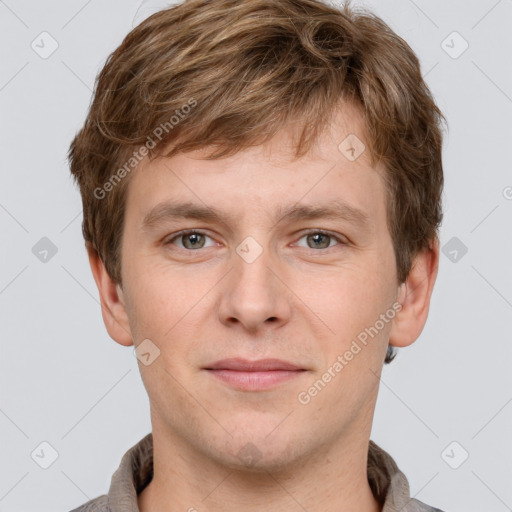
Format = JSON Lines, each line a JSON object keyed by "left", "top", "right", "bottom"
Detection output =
{"left": 123, "top": 103, "right": 388, "bottom": 233}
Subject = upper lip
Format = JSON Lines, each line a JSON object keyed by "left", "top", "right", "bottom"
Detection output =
{"left": 204, "top": 358, "right": 304, "bottom": 371}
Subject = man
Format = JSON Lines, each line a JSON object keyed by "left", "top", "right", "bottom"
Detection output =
{"left": 68, "top": 0, "right": 446, "bottom": 510}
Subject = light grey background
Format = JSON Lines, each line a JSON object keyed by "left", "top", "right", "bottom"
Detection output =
{"left": 1, "top": 1, "right": 511, "bottom": 511}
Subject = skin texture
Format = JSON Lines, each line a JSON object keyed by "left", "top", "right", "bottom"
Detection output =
{"left": 88, "top": 102, "right": 439, "bottom": 512}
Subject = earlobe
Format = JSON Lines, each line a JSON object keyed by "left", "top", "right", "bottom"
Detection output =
{"left": 389, "top": 239, "right": 439, "bottom": 348}
{"left": 87, "top": 246, "right": 134, "bottom": 347}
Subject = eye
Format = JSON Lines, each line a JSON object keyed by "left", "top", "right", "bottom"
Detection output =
{"left": 166, "top": 230, "right": 217, "bottom": 250}
{"left": 294, "top": 230, "right": 346, "bottom": 250}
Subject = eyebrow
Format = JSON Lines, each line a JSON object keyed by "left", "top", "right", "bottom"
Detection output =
{"left": 141, "top": 199, "right": 371, "bottom": 232}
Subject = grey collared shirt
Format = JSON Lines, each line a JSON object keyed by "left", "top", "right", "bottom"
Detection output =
{"left": 69, "top": 433, "right": 445, "bottom": 512}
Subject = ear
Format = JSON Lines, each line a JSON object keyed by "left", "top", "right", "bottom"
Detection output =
{"left": 389, "top": 238, "right": 439, "bottom": 348}
{"left": 87, "top": 245, "right": 134, "bottom": 347}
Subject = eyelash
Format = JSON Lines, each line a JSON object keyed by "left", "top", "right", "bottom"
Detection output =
{"left": 165, "top": 229, "right": 348, "bottom": 251}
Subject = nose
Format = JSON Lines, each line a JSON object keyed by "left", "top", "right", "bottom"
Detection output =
{"left": 217, "top": 242, "right": 292, "bottom": 334}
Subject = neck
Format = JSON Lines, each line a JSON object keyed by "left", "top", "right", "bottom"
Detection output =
{"left": 138, "top": 418, "right": 381, "bottom": 512}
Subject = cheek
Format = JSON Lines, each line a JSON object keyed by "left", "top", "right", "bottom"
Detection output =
{"left": 297, "top": 268, "right": 393, "bottom": 416}
{"left": 125, "top": 265, "right": 212, "bottom": 371}
{"left": 125, "top": 258, "right": 196, "bottom": 332}
{"left": 128, "top": 277, "right": 199, "bottom": 406}
{"left": 292, "top": 259, "right": 393, "bottom": 342}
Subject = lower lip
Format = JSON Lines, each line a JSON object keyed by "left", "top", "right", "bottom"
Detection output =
{"left": 205, "top": 369, "right": 305, "bottom": 391}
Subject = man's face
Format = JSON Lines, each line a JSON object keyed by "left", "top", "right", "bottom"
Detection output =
{"left": 118, "top": 103, "right": 401, "bottom": 470}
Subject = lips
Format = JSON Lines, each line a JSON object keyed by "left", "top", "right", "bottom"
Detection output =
{"left": 203, "top": 358, "right": 307, "bottom": 391}
{"left": 204, "top": 358, "right": 303, "bottom": 372}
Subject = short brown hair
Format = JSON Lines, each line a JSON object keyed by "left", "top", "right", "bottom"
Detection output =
{"left": 68, "top": 0, "right": 445, "bottom": 364}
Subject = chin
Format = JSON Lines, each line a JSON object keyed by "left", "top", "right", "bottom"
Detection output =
{"left": 215, "top": 428, "right": 309, "bottom": 473}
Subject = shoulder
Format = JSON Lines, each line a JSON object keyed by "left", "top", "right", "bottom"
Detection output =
{"left": 68, "top": 495, "right": 111, "bottom": 512}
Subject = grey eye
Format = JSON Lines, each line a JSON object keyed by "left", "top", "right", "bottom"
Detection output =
{"left": 295, "top": 231, "right": 341, "bottom": 250}
{"left": 181, "top": 233, "right": 206, "bottom": 249}
{"left": 168, "top": 231, "right": 216, "bottom": 250}
{"left": 306, "top": 233, "right": 332, "bottom": 249}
